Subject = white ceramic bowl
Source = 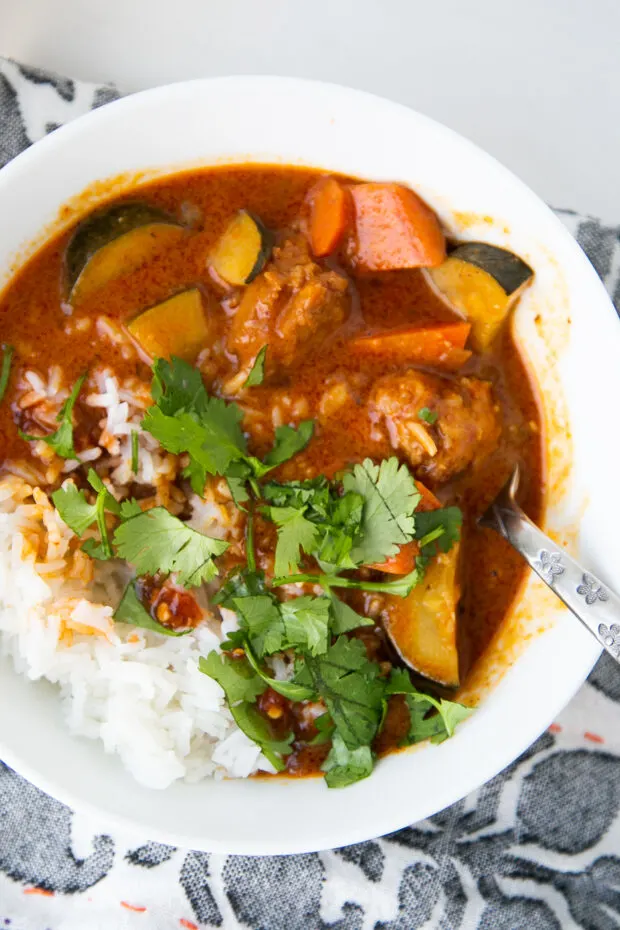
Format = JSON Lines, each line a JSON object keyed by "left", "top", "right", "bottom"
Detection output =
{"left": 0, "top": 77, "right": 618, "bottom": 855}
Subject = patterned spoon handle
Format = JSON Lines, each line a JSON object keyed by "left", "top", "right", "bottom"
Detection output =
{"left": 479, "top": 467, "right": 620, "bottom": 665}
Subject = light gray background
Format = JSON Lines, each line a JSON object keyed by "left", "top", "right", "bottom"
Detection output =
{"left": 1, "top": 0, "right": 618, "bottom": 220}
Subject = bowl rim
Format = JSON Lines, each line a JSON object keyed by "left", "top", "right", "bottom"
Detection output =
{"left": 0, "top": 74, "right": 613, "bottom": 855}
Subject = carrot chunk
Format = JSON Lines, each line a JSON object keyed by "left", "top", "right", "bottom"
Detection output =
{"left": 349, "top": 182, "right": 445, "bottom": 271}
{"left": 415, "top": 480, "right": 442, "bottom": 512}
{"left": 371, "top": 540, "right": 419, "bottom": 574}
{"left": 350, "top": 322, "right": 471, "bottom": 370}
{"left": 308, "top": 178, "right": 350, "bottom": 257}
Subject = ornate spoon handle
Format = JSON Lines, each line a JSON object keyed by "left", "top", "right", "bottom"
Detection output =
{"left": 479, "top": 468, "right": 620, "bottom": 664}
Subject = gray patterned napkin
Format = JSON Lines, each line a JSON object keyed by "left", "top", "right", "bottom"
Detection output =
{"left": 1, "top": 55, "right": 619, "bottom": 930}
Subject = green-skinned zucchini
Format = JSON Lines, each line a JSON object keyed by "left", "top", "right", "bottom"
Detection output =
{"left": 385, "top": 543, "right": 461, "bottom": 687}
{"left": 128, "top": 288, "right": 210, "bottom": 362}
{"left": 209, "top": 210, "right": 274, "bottom": 287}
{"left": 66, "top": 203, "right": 184, "bottom": 304}
{"left": 430, "top": 243, "right": 533, "bottom": 351}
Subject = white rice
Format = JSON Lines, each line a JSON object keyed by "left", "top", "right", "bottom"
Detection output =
{"left": 0, "top": 365, "right": 275, "bottom": 789}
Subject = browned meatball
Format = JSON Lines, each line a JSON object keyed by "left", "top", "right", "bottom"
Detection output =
{"left": 370, "top": 369, "right": 501, "bottom": 484}
{"left": 227, "top": 234, "right": 349, "bottom": 371}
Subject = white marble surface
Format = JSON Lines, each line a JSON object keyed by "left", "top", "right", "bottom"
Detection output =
{"left": 1, "top": 0, "right": 618, "bottom": 220}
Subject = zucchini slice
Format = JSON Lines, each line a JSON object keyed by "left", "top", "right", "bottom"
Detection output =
{"left": 209, "top": 210, "right": 274, "bottom": 287}
{"left": 128, "top": 288, "right": 210, "bottom": 362}
{"left": 66, "top": 203, "right": 184, "bottom": 304}
{"left": 385, "top": 543, "right": 461, "bottom": 687}
{"left": 430, "top": 243, "right": 533, "bottom": 352}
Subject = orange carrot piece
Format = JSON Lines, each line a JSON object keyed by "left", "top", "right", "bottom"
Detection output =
{"left": 351, "top": 322, "right": 471, "bottom": 370}
{"left": 349, "top": 182, "right": 445, "bottom": 271}
{"left": 309, "top": 178, "right": 350, "bottom": 257}
{"left": 415, "top": 480, "right": 441, "bottom": 512}
{"left": 371, "top": 540, "right": 419, "bottom": 574}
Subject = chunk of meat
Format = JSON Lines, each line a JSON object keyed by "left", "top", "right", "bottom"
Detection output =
{"left": 227, "top": 234, "right": 349, "bottom": 371}
{"left": 370, "top": 369, "right": 500, "bottom": 484}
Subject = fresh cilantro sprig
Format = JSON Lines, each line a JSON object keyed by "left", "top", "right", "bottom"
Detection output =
{"left": 141, "top": 357, "right": 314, "bottom": 496}
{"left": 199, "top": 650, "right": 293, "bottom": 771}
{"left": 415, "top": 507, "right": 462, "bottom": 556}
{"left": 0, "top": 345, "right": 14, "bottom": 406}
{"left": 243, "top": 640, "right": 316, "bottom": 701}
{"left": 321, "top": 734, "right": 374, "bottom": 788}
{"left": 113, "top": 508, "right": 229, "bottom": 587}
{"left": 20, "top": 372, "right": 87, "bottom": 459}
{"left": 53, "top": 473, "right": 228, "bottom": 584}
{"left": 386, "top": 668, "right": 473, "bottom": 744}
{"left": 52, "top": 469, "right": 123, "bottom": 560}
{"left": 343, "top": 458, "right": 420, "bottom": 566}
{"left": 262, "top": 477, "right": 364, "bottom": 574}
{"left": 262, "top": 458, "right": 421, "bottom": 581}
{"left": 214, "top": 567, "right": 374, "bottom": 659}
{"left": 294, "top": 636, "right": 386, "bottom": 749}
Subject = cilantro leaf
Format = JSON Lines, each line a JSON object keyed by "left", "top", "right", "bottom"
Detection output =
{"left": 261, "top": 420, "right": 314, "bottom": 471}
{"left": 280, "top": 596, "right": 331, "bottom": 657}
{"left": 199, "top": 648, "right": 293, "bottom": 771}
{"left": 243, "top": 641, "right": 316, "bottom": 701}
{"left": 262, "top": 479, "right": 363, "bottom": 573}
{"left": 119, "top": 498, "right": 142, "bottom": 519}
{"left": 114, "top": 582, "right": 191, "bottom": 636}
{"left": 415, "top": 506, "right": 462, "bottom": 555}
{"left": 262, "top": 477, "right": 329, "bottom": 509}
{"left": 309, "top": 712, "right": 335, "bottom": 745}
{"left": 300, "top": 636, "right": 385, "bottom": 749}
{"left": 329, "top": 593, "right": 374, "bottom": 634}
{"left": 232, "top": 591, "right": 331, "bottom": 658}
{"left": 418, "top": 407, "right": 438, "bottom": 425}
{"left": 264, "top": 505, "right": 320, "bottom": 576}
{"left": 321, "top": 733, "right": 374, "bottom": 788}
{"left": 52, "top": 483, "right": 98, "bottom": 536}
{"left": 0, "top": 345, "right": 14, "bottom": 406}
{"left": 20, "top": 372, "right": 86, "bottom": 459}
{"left": 343, "top": 457, "right": 419, "bottom": 565}
{"left": 52, "top": 470, "right": 120, "bottom": 559}
{"left": 113, "top": 507, "right": 229, "bottom": 587}
{"left": 244, "top": 345, "right": 267, "bottom": 387}
{"left": 143, "top": 400, "right": 247, "bottom": 495}
{"left": 230, "top": 703, "right": 294, "bottom": 772}
{"left": 142, "top": 358, "right": 314, "bottom": 497}
{"left": 199, "top": 650, "right": 266, "bottom": 704}
{"left": 225, "top": 461, "right": 251, "bottom": 508}
{"left": 233, "top": 595, "right": 285, "bottom": 657}
{"left": 213, "top": 568, "right": 268, "bottom": 608}
{"left": 150, "top": 356, "right": 207, "bottom": 414}
{"left": 386, "top": 668, "right": 473, "bottom": 744}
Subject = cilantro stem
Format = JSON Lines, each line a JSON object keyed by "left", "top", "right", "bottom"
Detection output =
{"left": 131, "top": 430, "right": 139, "bottom": 475}
{"left": 0, "top": 345, "right": 14, "bottom": 405}
{"left": 245, "top": 500, "right": 257, "bottom": 574}
{"left": 271, "top": 570, "right": 418, "bottom": 598}
{"left": 418, "top": 526, "right": 444, "bottom": 549}
{"left": 95, "top": 487, "right": 113, "bottom": 559}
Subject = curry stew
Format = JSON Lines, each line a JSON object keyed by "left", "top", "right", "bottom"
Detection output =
{"left": 0, "top": 167, "right": 542, "bottom": 786}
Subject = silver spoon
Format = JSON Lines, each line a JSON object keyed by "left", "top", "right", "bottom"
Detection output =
{"left": 479, "top": 465, "right": 620, "bottom": 664}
